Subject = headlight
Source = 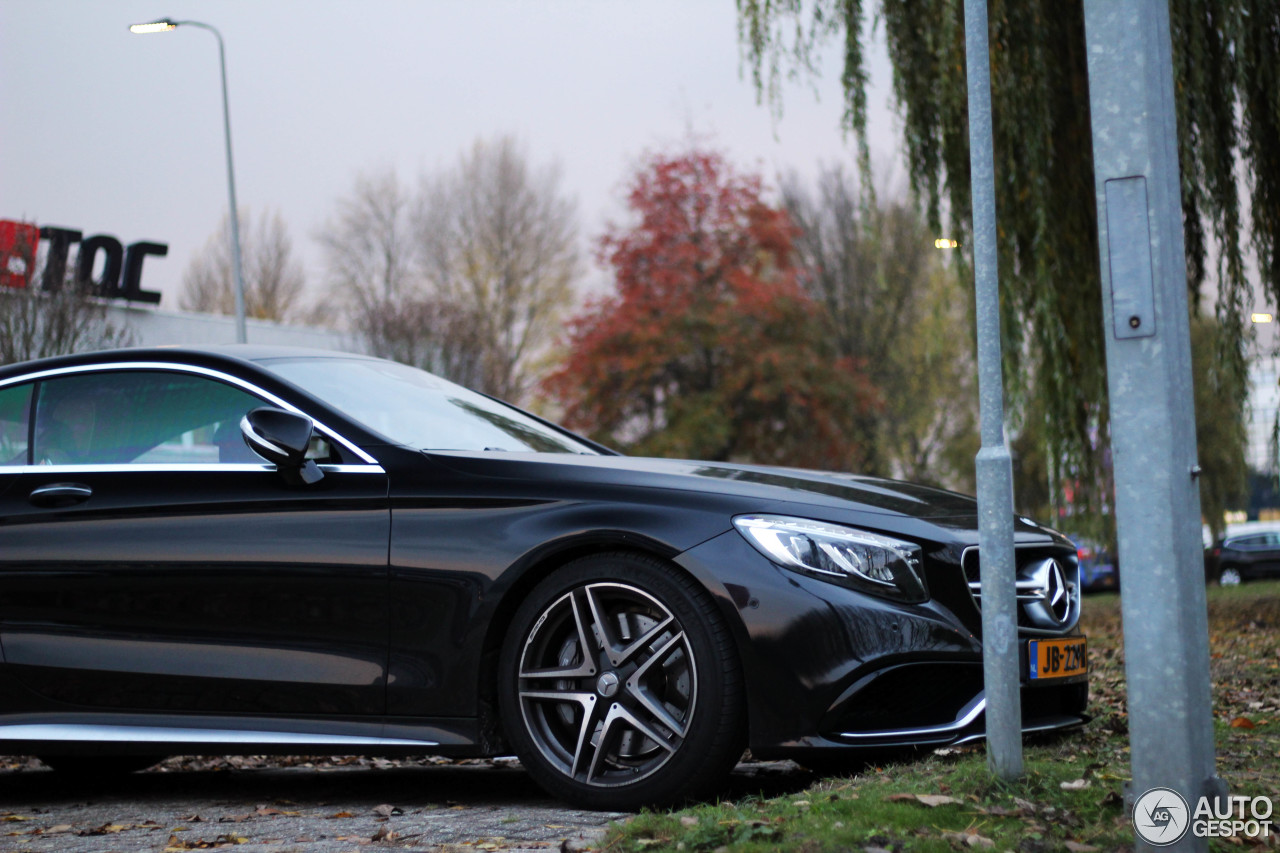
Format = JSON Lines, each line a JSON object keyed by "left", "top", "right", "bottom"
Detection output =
{"left": 733, "top": 514, "right": 927, "bottom": 603}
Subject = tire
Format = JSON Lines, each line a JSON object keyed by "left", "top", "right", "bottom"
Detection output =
{"left": 1218, "top": 566, "right": 1243, "bottom": 586}
{"left": 38, "top": 755, "right": 165, "bottom": 777}
{"left": 498, "top": 552, "right": 745, "bottom": 809}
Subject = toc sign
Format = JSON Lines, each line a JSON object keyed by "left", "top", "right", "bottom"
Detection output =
{"left": 0, "top": 219, "right": 166, "bottom": 304}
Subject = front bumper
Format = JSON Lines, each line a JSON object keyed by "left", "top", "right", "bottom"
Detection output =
{"left": 674, "top": 530, "right": 1089, "bottom": 758}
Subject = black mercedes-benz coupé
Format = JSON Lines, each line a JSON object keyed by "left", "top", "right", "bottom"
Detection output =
{"left": 0, "top": 346, "right": 1087, "bottom": 808}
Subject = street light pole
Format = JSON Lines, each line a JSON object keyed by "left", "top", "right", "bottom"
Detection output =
{"left": 964, "top": 0, "right": 1023, "bottom": 781}
{"left": 1083, "top": 2, "right": 1223, "bottom": 846}
{"left": 130, "top": 18, "right": 248, "bottom": 344}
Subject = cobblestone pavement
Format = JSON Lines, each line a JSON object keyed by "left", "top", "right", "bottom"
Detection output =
{"left": 0, "top": 756, "right": 810, "bottom": 853}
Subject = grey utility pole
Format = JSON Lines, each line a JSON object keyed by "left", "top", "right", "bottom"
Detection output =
{"left": 964, "top": 0, "right": 1022, "bottom": 780}
{"left": 1083, "top": 0, "right": 1222, "bottom": 849}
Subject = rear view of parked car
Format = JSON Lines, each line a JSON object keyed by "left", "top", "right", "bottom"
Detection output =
{"left": 1071, "top": 537, "right": 1119, "bottom": 592}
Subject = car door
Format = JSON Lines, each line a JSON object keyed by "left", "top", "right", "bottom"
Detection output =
{"left": 1261, "top": 533, "right": 1280, "bottom": 578}
{"left": 1232, "top": 534, "right": 1267, "bottom": 578}
{"left": 0, "top": 366, "right": 390, "bottom": 717}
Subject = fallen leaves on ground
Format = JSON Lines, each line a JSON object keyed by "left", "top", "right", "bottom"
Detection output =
{"left": 941, "top": 830, "right": 995, "bottom": 848}
{"left": 886, "top": 792, "right": 964, "bottom": 807}
{"left": 163, "top": 833, "right": 248, "bottom": 851}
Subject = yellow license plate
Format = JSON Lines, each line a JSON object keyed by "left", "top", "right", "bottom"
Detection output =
{"left": 1028, "top": 637, "right": 1087, "bottom": 680}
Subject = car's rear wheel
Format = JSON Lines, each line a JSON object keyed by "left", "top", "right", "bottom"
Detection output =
{"left": 498, "top": 552, "right": 744, "bottom": 809}
{"left": 1219, "top": 566, "right": 1243, "bottom": 586}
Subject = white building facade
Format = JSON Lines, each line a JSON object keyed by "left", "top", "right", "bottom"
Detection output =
{"left": 105, "top": 303, "right": 362, "bottom": 353}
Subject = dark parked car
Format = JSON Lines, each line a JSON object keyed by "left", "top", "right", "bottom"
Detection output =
{"left": 1205, "top": 530, "right": 1280, "bottom": 585}
{"left": 0, "top": 346, "right": 1088, "bottom": 808}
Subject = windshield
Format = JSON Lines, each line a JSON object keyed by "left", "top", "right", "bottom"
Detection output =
{"left": 260, "top": 356, "right": 599, "bottom": 454}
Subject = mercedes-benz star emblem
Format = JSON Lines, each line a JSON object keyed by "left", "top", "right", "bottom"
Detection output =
{"left": 596, "top": 672, "right": 620, "bottom": 698}
{"left": 1045, "top": 559, "right": 1069, "bottom": 623}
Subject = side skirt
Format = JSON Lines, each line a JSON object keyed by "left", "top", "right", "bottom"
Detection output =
{"left": 0, "top": 713, "right": 483, "bottom": 757}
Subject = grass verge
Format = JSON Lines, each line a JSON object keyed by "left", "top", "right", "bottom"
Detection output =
{"left": 602, "top": 580, "right": 1280, "bottom": 852}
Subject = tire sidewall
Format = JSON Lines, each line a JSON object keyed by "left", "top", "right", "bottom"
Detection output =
{"left": 1219, "top": 565, "right": 1243, "bottom": 586}
{"left": 497, "top": 552, "right": 741, "bottom": 809}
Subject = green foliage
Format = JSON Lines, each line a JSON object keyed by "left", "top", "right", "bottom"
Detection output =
{"left": 1011, "top": 313, "right": 1247, "bottom": 543}
{"left": 738, "top": 0, "right": 1273, "bottom": 520}
{"left": 545, "top": 149, "right": 876, "bottom": 468}
{"left": 1193, "top": 315, "right": 1250, "bottom": 536}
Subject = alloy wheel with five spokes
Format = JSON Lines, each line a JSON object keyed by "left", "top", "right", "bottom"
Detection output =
{"left": 498, "top": 553, "right": 744, "bottom": 809}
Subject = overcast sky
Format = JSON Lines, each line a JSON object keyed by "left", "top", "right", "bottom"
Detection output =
{"left": 1, "top": 1, "right": 901, "bottom": 310}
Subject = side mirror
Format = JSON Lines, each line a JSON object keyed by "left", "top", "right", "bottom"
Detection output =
{"left": 240, "top": 407, "right": 323, "bottom": 485}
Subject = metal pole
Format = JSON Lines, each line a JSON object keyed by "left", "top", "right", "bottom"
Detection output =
{"left": 964, "top": 0, "right": 1022, "bottom": 780}
{"left": 181, "top": 20, "right": 248, "bottom": 344}
{"left": 1082, "top": 0, "right": 1222, "bottom": 848}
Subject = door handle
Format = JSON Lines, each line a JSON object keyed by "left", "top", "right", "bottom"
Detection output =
{"left": 29, "top": 482, "right": 93, "bottom": 508}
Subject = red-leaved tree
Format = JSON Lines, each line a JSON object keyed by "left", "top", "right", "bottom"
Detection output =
{"left": 545, "top": 149, "right": 875, "bottom": 468}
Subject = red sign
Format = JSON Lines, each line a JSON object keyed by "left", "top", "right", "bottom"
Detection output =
{"left": 0, "top": 220, "right": 40, "bottom": 289}
{"left": 0, "top": 221, "right": 164, "bottom": 304}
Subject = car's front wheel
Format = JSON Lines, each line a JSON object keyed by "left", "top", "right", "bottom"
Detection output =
{"left": 1219, "top": 565, "right": 1243, "bottom": 586}
{"left": 498, "top": 552, "right": 744, "bottom": 809}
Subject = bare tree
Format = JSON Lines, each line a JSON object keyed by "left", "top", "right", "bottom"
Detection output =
{"left": 0, "top": 233, "right": 133, "bottom": 366}
{"left": 357, "top": 294, "right": 486, "bottom": 388}
{"left": 415, "top": 135, "right": 579, "bottom": 402}
{"left": 315, "top": 166, "right": 417, "bottom": 316}
{"left": 317, "top": 143, "right": 580, "bottom": 404}
{"left": 782, "top": 165, "right": 978, "bottom": 490}
{"left": 180, "top": 208, "right": 305, "bottom": 322}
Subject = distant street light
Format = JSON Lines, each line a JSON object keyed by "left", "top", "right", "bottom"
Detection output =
{"left": 935, "top": 238, "right": 959, "bottom": 249}
{"left": 1252, "top": 312, "right": 1274, "bottom": 324}
{"left": 130, "top": 17, "right": 247, "bottom": 344}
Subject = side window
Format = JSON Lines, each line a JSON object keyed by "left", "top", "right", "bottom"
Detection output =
{"left": 0, "top": 382, "right": 33, "bottom": 466}
{"left": 306, "top": 433, "right": 333, "bottom": 461}
{"left": 32, "top": 370, "right": 270, "bottom": 466}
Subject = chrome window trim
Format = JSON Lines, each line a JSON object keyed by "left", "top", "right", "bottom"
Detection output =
{"left": 0, "top": 723, "right": 436, "bottom": 747}
{"left": 0, "top": 360, "right": 380, "bottom": 467}
{"left": 7, "top": 463, "right": 384, "bottom": 475}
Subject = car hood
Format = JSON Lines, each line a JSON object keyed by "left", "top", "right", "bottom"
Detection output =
{"left": 426, "top": 451, "right": 982, "bottom": 521}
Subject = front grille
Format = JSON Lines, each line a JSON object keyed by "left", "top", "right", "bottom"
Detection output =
{"left": 961, "top": 545, "right": 1081, "bottom": 636}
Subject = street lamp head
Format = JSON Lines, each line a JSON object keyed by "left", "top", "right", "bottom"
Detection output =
{"left": 128, "top": 13, "right": 244, "bottom": 343}
{"left": 129, "top": 19, "right": 177, "bottom": 34}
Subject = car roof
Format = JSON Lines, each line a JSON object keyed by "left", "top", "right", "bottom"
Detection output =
{"left": 0, "top": 345, "right": 375, "bottom": 381}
